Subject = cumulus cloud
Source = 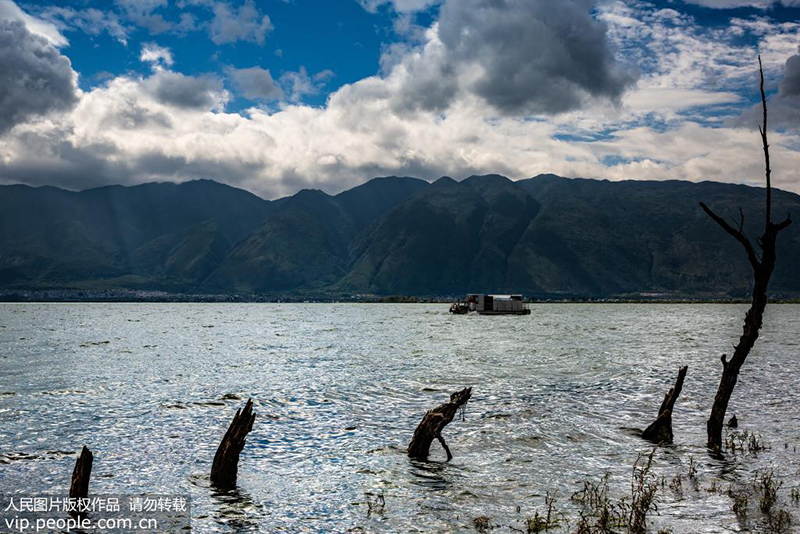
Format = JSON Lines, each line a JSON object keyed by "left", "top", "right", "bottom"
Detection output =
{"left": 760, "top": 52, "right": 800, "bottom": 129}
{"left": 0, "top": 19, "right": 79, "bottom": 134}
{"left": 143, "top": 70, "right": 227, "bottom": 110}
{"left": 226, "top": 66, "right": 283, "bottom": 101}
{"left": 225, "top": 65, "right": 333, "bottom": 102}
{"left": 0, "top": 0, "right": 66, "bottom": 45}
{"left": 735, "top": 51, "right": 800, "bottom": 130}
{"left": 280, "top": 67, "right": 335, "bottom": 101}
{"left": 683, "top": 0, "right": 800, "bottom": 8}
{"left": 2, "top": 0, "right": 800, "bottom": 200}
{"left": 437, "top": 0, "right": 636, "bottom": 115}
{"left": 357, "top": 0, "right": 440, "bottom": 13}
{"left": 39, "top": 6, "right": 130, "bottom": 45}
{"left": 115, "top": 0, "right": 170, "bottom": 34}
{"left": 210, "top": 0, "right": 273, "bottom": 45}
{"left": 782, "top": 52, "right": 800, "bottom": 94}
{"left": 371, "top": 0, "right": 636, "bottom": 116}
{"left": 140, "top": 42, "right": 173, "bottom": 69}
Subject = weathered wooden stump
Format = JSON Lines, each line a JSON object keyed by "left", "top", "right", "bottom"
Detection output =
{"left": 211, "top": 399, "right": 255, "bottom": 490}
{"left": 642, "top": 366, "right": 687, "bottom": 444}
{"left": 727, "top": 414, "right": 738, "bottom": 428}
{"left": 69, "top": 446, "right": 93, "bottom": 500}
{"left": 408, "top": 387, "right": 472, "bottom": 461}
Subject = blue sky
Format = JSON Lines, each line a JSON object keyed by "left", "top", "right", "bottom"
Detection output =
{"left": 23, "top": 1, "right": 796, "bottom": 106}
{"left": 1, "top": 0, "right": 799, "bottom": 198}
{"left": 28, "top": 0, "right": 396, "bottom": 107}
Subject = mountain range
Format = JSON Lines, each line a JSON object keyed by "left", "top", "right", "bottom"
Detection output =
{"left": 1, "top": 174, "right": 798, "bottom": 299}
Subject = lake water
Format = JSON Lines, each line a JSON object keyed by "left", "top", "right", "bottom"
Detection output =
{"left": 0, "top": 303, "right": 798, "bottom": 533}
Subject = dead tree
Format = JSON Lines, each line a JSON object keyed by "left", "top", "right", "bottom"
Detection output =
{"left": 408, "top": 387, "right": 472, "bottom": 461}
{"left": 642, "top": 366, "right": 687, "bottom": 444}
{"left": 700, "top": 56, "right": 792, "bottom": 452}
{"left": 211, "top": 398, "right": 256, "bottom": 489}
{"left": 69, "top": 446, "right": 93, "bottom": 500}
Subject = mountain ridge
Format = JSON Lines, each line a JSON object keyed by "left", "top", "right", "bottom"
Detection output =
{"left": 1, "top": 174, "right": 798, "bottom": 299}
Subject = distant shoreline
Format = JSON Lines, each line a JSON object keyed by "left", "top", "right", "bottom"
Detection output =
{"left": 0, "top": 291, "right": 797, "bottom": 305}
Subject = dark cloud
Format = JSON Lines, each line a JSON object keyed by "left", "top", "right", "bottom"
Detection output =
{"left": 780, "top": 53, "right": 800, "bottom": 96}
{"left": 734, "top": 52, "right": 800, "bottom": 131}
{"left": 434, "top": 0, "right": 636, "bottom": 115}
{"left": 0, "top": 128, "right": 121, "bottom": 190}
{"left": 0, "top": 19, "right": 78, "bottom": 134}
{"left": 226, "top": 66, "right": 283, "bottom": 101}
{"left": 144, "top": 70, "right": 224, "bottom": 109}
{"left": 0, "top": 127, "right": 268, "bottom": 193}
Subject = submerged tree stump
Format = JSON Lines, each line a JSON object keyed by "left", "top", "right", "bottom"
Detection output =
{"left": 211, "top": 399, "right": 256, "bottom": 490}
{"left": 69, "top": 446, "right": 93, "bottom": 500}
{"left": 408, "top": 387, "right": 472, "bottom": 461}
{"left": 642, "top": 366, "right": 687, "bottom": 444}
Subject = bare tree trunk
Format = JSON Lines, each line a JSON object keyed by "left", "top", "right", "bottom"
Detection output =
{"left": 211, "top": 399, "right": 256, "bottom": 490}
{"left": 69, "top": 446, "right": 93, "bottom": 500}
{"left": 700, "top": 57, "right": 792, "bottom": 452}
{"left": 408, "top": 387, "right": 472, "bottom": 461}
{"left": 642, "top": 366, "right": 687, "bottom": 444}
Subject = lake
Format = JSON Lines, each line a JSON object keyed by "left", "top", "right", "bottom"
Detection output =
{"left": 0, "top": 303, "right": 798, "bottom": 532}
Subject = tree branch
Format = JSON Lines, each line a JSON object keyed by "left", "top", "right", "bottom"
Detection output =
{"left": 436, "top": 433, "right": 453, "bottom": 462}
{"left": 759, "top": 55, "right": 772, "bottom": 226}
{"left": 774, "top": 213, "right": 792, "bottom": 233}
{"left": 699, "top": 202, "right": 761, "bottom": 269}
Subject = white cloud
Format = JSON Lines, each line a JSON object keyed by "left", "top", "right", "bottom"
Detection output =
{"left": 280, "top": 67, "right": 334, "bottom": 101}
{"left": 140, "top": 42, "right": 174, "bottom": 69}
{"left": 682, "top": 0, "right": 800, "bottom": 8}
{"left": 0, "top": 0, "right": 67, "bottom": 46}
{"left": 115, "top": 0, "right": 170, "bottom": 33}
{"left": 39, "top": 6, "right": 130, "bottom": 45}
{"left": 210, "top": 0, "right": 273, "bottom": 45}
{"left": 1, "top": 0, "right": 800, "bottom": 200}
{"left": 358, "top": 0, "right": 440, "bottom": 13}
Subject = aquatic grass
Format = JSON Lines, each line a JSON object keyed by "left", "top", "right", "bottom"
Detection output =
{"left": 524, "top": 512, "right": 555, "bottom": 533}
{"left": 725, "top": 430, "right": 769, "bottom": 454}
{"left": 628, "top": 448, "right": 659, "bottom": 534}
{"left": 570, "top": 449, "right": 660, "bottom": 534}
{"left": 668, "top": 474, "right": 682, "bottom": 494}
{"left": 756, "top": 469, "right": 782, "bottom": 514}
{"left": 728, "top": 484, "right": 749, "bottom": 521}
{"left": 523, "top": 491, "right": 563, "bottom": 532}
{"left": 765, "top": 508, "right": 792, "bottom": 533}
{"left": 686, "top": 456, "right": 697, "bottom": 481}
{"left": 473, "top": 515, "right": 493, "bottom": 532}
{"left": 571, "top": 472, "right": 628, "bottom": 533}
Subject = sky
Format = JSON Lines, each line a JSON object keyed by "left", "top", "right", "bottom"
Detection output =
{"left": 1, "top": 0, "right": 799, "bottom": 199}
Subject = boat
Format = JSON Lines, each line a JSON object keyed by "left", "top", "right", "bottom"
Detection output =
{"left": 449, "top": 294, "right": 531, "bottom": 315}
{"left": 449, "top": 301, "right": 469, "bottom": 314}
